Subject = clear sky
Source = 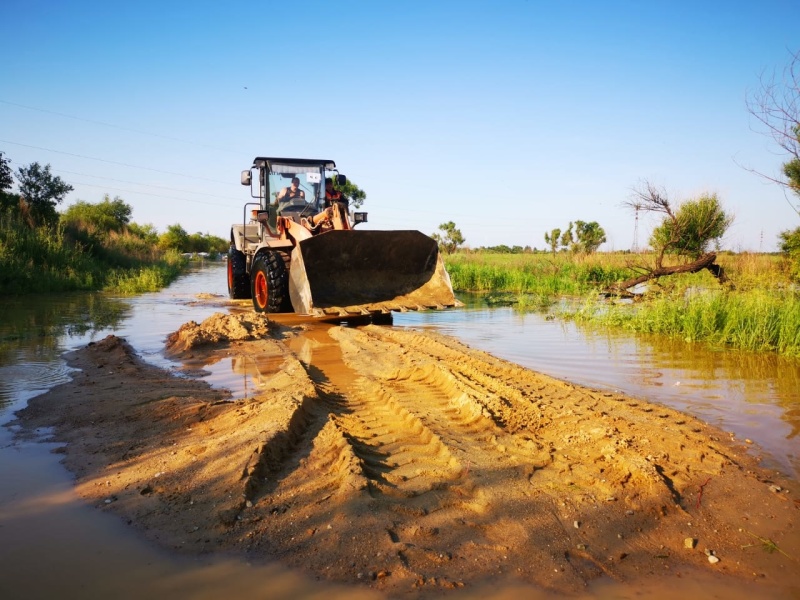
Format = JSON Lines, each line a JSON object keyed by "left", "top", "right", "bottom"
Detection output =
{"left": 2, "top": 1, "right": 798, "bottom": 251}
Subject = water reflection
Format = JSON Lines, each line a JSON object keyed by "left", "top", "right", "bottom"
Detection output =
{"left": 0, "top": 292, "right": 130, "bottom": 408}
{"left": 176, "top": 351, "right": 286, "bottom": 397}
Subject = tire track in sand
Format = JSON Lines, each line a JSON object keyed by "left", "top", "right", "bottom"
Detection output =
{"left": 271, "top": 327, "right": 470, "bottom": 504}
{"left": 328, "top": 325, "right": 551, "bottom": 470}
{"left": 214, "top": 319, "right": 773, "bottom": 594}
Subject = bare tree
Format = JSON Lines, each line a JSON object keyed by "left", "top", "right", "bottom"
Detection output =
{"left": 623, "top": 181, "right": 675, "bottom": 270}
{"left": 745, "top": 48, "right": 800, "bottom": 216}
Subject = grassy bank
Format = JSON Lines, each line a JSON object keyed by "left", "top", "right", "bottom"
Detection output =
{"left": 0, "top": 215, "right": 188, "bottom": 295}
{"left": 445, "top": 252, "right": 630, "bottom": 303}
{"left": 444, "top": 251, "right": 800, "bottom": 357}
{"left": 571, "top": 287, "right": 800, "bottom": 356}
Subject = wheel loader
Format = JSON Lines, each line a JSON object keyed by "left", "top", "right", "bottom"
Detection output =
{"left": 228, "top": 157, "right": 458, "bottom": 318}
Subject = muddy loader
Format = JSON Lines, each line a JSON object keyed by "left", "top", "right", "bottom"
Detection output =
{"left": 228, "top": 157, "right": 458, "bottom": 319}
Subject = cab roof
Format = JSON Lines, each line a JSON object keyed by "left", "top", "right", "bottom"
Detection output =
{"left": 253, "top": 157, "right": 336, "bottom": 170}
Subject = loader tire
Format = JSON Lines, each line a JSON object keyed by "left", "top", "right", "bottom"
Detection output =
{"left": 251, "top": 251, "right": 288, "bottom": 313}
{"left": 227, "top": 246, "right": 251, "bottom": 300}
{"left": 277, "top": 250, "right": 294, "bottom": 312}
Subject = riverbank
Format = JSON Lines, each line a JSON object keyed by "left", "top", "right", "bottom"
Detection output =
{"left": 0, "top": 210, "right": 217, "bottom": 295}
{"left": 12, "top": 311, "right": 799, "bottom": 598}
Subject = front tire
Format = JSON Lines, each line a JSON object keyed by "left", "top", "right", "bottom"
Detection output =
{"left": 228, "top": 245, "right": 250, "bottom": 299}
{"left": 251, "top": 251, "right": 288, "bottom": 313}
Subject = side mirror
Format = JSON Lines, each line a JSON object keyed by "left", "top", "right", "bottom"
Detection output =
{"left": 241, "top": 170, "right": 252, "bottom": 186}
{"left": 337, "top": 174, "right": 347, "bottom": 186}
{"left": 353, "top": 212, "right": 367, "bottom": 225}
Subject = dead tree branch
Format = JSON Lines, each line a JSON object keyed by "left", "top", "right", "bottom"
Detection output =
{"left": 608, "top": 252, "right": 725, "bottom": 296}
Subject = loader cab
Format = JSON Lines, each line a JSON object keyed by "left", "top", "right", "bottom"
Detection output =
{"left": 242, "top": 157, "right": 337, "bottom": 237}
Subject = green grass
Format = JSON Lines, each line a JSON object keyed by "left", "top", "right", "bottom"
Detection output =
{"left": 0, "top": 214, "right": 187, "bottom": 295}
{"left": 103, "top": 249, "right": 187, "bottom": 294}
{"left": 570, "top": 288, "right": 800, "bottom": 356}
{"left": 445, "top": 252, "right": 630, "bottom": 297}
{"left": 444, "top": 251, "right": 800, "bottom": 357}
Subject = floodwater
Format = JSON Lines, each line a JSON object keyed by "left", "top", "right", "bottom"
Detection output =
{"left": 1, "top": 262, "right": 798, "bottom": 600}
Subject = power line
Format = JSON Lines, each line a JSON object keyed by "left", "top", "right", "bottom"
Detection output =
{"left": 68, "top": 180, "right": 234, "bottom": 208}
{"left": 0, "top": 102, "right": 480, "bottom": 228}
{"left": 0, "top": 139, "right": 233, "bottom": 185}
{"left": 0, "top": 99, "right": 239, "bottom": 155}
{"left": 52, "top": 168, "right": 239, "bottom": 202}
{"left": 1, "top": 106, "right": 495, "bottom": 225}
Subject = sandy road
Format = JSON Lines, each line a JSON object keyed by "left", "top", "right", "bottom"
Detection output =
{"left": 13, "top": 312, "right": 799, "bottom": 597}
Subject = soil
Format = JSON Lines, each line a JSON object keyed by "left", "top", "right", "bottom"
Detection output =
{"left": 12, "top": 311, "right": 800, "bottom": 598}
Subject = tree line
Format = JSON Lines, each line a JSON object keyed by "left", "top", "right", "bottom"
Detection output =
{"left": 0, "top": 152, "right": 227, "bottom": 255}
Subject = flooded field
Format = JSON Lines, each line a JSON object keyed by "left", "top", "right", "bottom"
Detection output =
{"left": 1, "top": 262, "right": 798, "bottom": 599}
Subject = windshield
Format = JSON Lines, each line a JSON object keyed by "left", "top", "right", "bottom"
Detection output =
{"left": 267, "top": 163, "right": 324, "bottom": 213}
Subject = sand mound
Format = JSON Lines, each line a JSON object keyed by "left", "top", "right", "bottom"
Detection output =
{"left": 166, "top": 312, "right": 274, "bottom": 354}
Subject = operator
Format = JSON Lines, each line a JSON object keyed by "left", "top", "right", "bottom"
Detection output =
{"left": 276, "top": 177, "right": 305, "bottom": 204}
{"left": 324, "top": 177, "right": 343, "bottom": 208}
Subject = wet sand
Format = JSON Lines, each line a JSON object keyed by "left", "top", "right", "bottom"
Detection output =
{"left": 11, "top": 312, "right": 799, "bottom": 598}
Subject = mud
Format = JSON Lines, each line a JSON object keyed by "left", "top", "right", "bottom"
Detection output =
{"left": 13, "top": 312, "right": 799, "bottom": 598}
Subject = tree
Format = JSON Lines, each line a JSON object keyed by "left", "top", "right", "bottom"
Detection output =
{"left": 573, "top": 220, "right": 607, "bottom": 253}
{"left": 560, "top": 223, "right": 575, "bottom": 252}
{"left": 746, "top": 48, "right": 800, "bottom": 215}
{"left": 431, "top": 221, "right": 464, "bottom": 254}
{"left": 611, "top": 182, "right": 732, "bottom": 294}
{"left": 334, "top": 178, "right": 367, "bottom": 208}
{"left": 186, "top": 231, "right": 228, "bottom": 254}
{"left": 128, "top": 222, "right": 160, "bottom": 246}
{"left": 543, "top": 228, "right": 561, "bottom": 255}
{"left": 61, "top": 195, "right": 132, "bottom": 234}
{"left": 0, "top": 152, "right": 16, "bottom": 214}
{"left": 649, "top": 193, "right": 731, "bottom": 260}
{"left": 0, "top": 152, "right": 12, "bottom": 192}
{"left": 15, "top": 162, "right": 73, "bottom": 226}
{"left": 159, "top": 224, "right": 189, "bottom": 251}
{"left": 203, "top": 233, "right": 228, "bottom": 253}
{"left": 778, "top": 226, "right": 800, "bottom": 280}
{"left": 628, "top": 182, "right": 731, "bottom": 267}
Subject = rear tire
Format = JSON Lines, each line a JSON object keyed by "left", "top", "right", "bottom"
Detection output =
{"left": 228, "top": 246, "right": 250, "bottom": 299}
{"left": 251, "top": 251, "right": 288, "bottom": 313}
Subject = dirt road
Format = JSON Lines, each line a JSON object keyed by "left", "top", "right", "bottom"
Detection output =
{"left": 13, "top": 312, "right": 799, "bottom": 597}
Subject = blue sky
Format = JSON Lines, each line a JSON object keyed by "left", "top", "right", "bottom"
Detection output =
{"left": 1, "top": 1, "right": 798, "bottom": 251}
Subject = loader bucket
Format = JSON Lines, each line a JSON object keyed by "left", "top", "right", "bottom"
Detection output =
{"left": 287, "top": 230, "right": 458, "bottom": 317}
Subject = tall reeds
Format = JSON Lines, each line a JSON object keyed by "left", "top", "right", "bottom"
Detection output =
{"left": 572, "top": 288, "right": 800, "bottom": 356}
